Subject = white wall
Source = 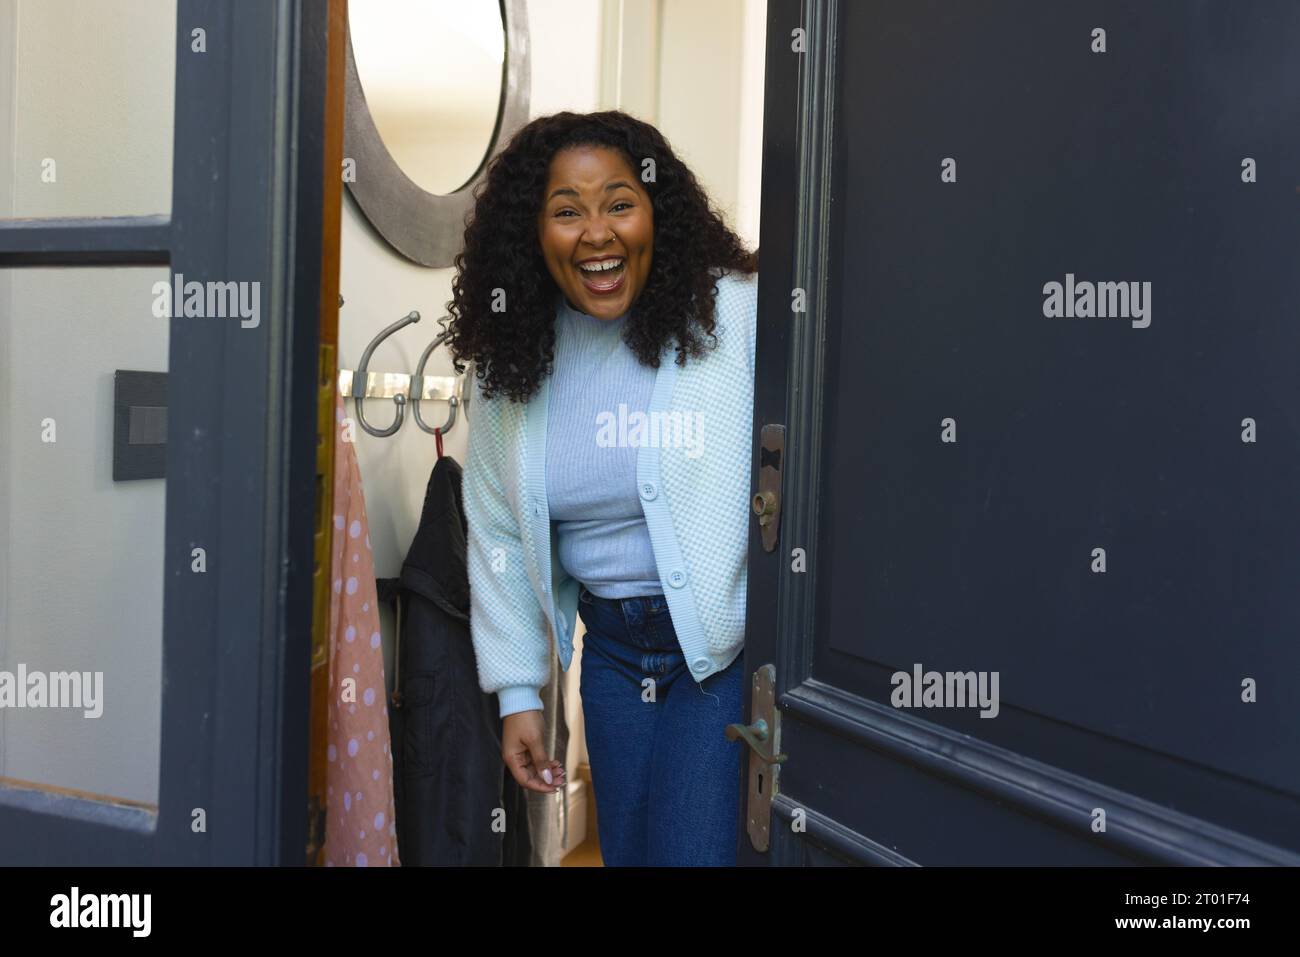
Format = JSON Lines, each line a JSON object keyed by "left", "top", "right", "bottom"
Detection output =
{"left": 0, "top": 0, "right": 176, "bottom": 804}
{"left": 338, "top": 0, "right": 609, "bottom": 752}
{"left": 658, "top": 0, "right": 765, "bottom": 248}
{"left": 340, "top": 0, "right": 765, "bottom": 782}
{"left": 339, "top": 0, "right": 607, "bottom": 596}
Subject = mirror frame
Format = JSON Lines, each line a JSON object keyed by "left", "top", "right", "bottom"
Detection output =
{"left": 343, "top": 0, "right": 530, "bottom": 267}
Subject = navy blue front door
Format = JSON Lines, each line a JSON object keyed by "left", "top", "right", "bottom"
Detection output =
{"left": 742, "top": 0, "right": 1300, "bottom": 865}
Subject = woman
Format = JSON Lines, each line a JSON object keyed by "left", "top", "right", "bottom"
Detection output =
{"left": 447, "top": 110, "right": 759, "bottom": 866}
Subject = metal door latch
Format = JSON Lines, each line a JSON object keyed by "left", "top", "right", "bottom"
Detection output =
{"left": 753, "top": 424, "right": 784, "bottom": 552}
{"left": 726, "top": 664, "right": 787, "bottom": 852}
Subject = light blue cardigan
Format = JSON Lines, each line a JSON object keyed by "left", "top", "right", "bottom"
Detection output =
{"left": 463, "top": 269, "right": 759, "bottom": 718}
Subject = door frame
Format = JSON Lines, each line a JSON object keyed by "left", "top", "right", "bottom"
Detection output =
{"left": 739, "top": 0, "right": 835, "bottom": 868}
{"left": 0, "top": 0, "right": 327, "bottom": 864}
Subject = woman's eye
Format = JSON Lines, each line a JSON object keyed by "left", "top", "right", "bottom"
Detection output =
{"left": 556, "top": 203, "right": 630, "bottom": 217}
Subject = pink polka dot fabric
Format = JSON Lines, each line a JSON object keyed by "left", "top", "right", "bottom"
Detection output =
{"left": 323, "top": 392, "right": 400, "bottom": 867}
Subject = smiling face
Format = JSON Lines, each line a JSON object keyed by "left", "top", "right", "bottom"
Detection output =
{"left": 536, "top": 145, "right": 654, "bottom": 320}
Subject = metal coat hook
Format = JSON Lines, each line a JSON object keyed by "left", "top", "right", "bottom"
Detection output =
{"left": 354, "top": 310, "right": 420, "bottom": 437}
{"left": 412, "top": 314, "right": 460, "bottom": 435}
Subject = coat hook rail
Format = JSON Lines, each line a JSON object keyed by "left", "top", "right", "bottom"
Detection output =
{"left": 337, "top": 370, "right": 465, "bottom": 403}
{"left": 337, "top": 307, "right": 471, "bottom": 438}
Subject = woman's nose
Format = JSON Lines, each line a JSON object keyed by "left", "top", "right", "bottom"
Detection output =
{"left": 582, "top": 219, "right": 615, "bottom": 245}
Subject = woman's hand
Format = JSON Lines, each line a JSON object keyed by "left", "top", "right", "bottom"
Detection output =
{"left": 502, "top": 710, "right": 566, "bottom": 794}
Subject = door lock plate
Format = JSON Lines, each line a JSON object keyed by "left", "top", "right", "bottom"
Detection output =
{"left": 726, "top": 664, "right": 787, "bottom": 852}
{"left": 753, "top": 424, "right": 785, "bottom": 552}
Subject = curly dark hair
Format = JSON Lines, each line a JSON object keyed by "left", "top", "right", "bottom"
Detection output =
{"left": 444, "top": 110, "right": 758, "bottom": 404}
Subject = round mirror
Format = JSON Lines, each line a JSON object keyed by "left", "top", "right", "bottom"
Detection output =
{"left": 343, "top": 0, "right": 530, "bottom": 267}
{"left": 349, "top": 0, "right": 505, "bottom": 196}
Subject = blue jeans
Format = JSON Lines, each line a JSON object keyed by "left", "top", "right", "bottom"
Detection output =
{"left": 576, "top": 582, "right": 745, "bottom": 866}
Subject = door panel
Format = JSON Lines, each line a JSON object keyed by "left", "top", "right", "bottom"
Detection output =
{"left": 743, "top": 0, "right": 1300, "bottom": 866}
{"left": 0, "top": 0, "right": 325, "bottom": 864}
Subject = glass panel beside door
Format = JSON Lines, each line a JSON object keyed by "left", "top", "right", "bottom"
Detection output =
{"left": 0, "top": 265, "right": 168, "bottom": 810}
{"left": 0, "top": 0, "right": 176, "bottom": 221}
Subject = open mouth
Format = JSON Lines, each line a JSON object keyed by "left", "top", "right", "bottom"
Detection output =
{"left": 576, "top": 257, "right": 627, "bottom": 294}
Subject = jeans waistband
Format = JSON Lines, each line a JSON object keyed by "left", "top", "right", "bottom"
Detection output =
{"left": 579, "top": 583, "right": 672, "bottom": 616}
{"left": 578, "top": 583, "right": 677, "bottom": 651}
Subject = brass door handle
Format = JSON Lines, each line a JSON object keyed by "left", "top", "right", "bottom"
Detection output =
{"left": 730, "top": 665, "right": 786, "bottom": 852}
{"left": 726, "top": 718, "right": 788, "bottom": 765}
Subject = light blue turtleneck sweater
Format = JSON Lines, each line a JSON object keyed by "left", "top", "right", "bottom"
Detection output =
{"left": 545, "top": 295, "right": 664, "bottom": 599}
